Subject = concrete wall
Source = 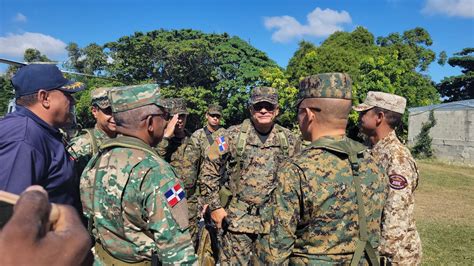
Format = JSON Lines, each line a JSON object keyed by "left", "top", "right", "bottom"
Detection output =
{"left": 408, "top": 109, "right": 474, "bottom": 165}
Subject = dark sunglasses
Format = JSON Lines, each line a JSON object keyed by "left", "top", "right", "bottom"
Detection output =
{"left": 252, "top": 102, "right": 276, "bottom": 112}
{"left": 208, "top": 113, "right": 221, "bottom": 119}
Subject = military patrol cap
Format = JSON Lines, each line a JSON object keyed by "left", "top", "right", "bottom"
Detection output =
{"left": 207, "top": 104, "right": 222, "bottom": 116}
{"left": 353, "top": 91, "right": 406, "bottom": 114}
{"left": 297, "top": 73, "right": 352, "bottom": 105}
{"left": 90, "top": 87, "right": 110, "bottom": 109}
{"left": 250, "top": 86, "right": 278, "bottom": 105}
{"left": 12, "top": 64, "right": 85, "bottom": 98}
{"left": 169, "top": 98, "right": 189, "bottom": 115}
{"left": 108, "top": 84, "right": 168, "bottom": 113}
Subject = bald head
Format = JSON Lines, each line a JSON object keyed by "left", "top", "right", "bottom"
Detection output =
{"left": 299, "top": 98, "right": 352, "bottom": 127}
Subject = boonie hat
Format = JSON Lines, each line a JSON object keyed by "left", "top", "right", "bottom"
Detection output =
{"left": 12, "top": 64, "right": 85, "bottom": 98}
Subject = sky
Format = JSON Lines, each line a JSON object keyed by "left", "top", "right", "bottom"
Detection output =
{"left": 0, "top": 0, "right": 473, "bottom": 83}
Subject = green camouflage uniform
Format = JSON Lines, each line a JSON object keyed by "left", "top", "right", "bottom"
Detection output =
{"left": 68, "top": 87, "right": 113, "bottom": 175}
{"left": 255, "top": 73, "right": 389, "bottom": 265}
{"left": 80, "top": 85, "right": 197, "bottom": 265}
{"left": 200, "top": 87, "right": 300, "bottom": 265}
{"left": 354, "top": 91, "right": 422, "bottom": 265}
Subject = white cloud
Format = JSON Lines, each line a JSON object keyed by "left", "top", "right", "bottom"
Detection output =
{"left": 264, "top": 7, "right": 352, "bottom": 43}
{"left": 13, "top": 13, "right": 27, "bottom": 23}
{"left": 422, "top": 0, "right": 474, "bottom": 18}
{"left": 0, "top": 32, "right": 67, "bottom": 58}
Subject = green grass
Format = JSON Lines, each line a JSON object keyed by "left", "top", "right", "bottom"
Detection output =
{"left": 416, "top": 160, "right": 474, "bottom": 265}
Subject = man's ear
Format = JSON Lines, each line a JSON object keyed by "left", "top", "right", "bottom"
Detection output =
{"left": 142, "top": 115, "right": 152, "bottom": 132}
{"left": 91, "top": 106, "right": 99, "bottom": 119}
{"left": 37, "top": 90, "right": 50, "bottom": 108}
{"left": 376, "top": 111, "right": 385, "bottom": 126}
{"left": 274, "top": 106, "right": 280, "bottom": 117}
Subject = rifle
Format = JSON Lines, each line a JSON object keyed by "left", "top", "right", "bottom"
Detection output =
{"left": 196, "top": 207, "right": 221, "bottom": 264}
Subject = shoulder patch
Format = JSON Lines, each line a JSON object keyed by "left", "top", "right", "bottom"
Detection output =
{"left": 208, "top": 135, "right": 228, "bottom": 160}
{"left": 164, "top": 183, "right": 186, "bottom": 207}
{"left": 389, "top": 174, "right": 408, "bottom": 190}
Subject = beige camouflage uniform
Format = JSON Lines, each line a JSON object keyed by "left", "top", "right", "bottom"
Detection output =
{"left": 355, "top": 91, "right": 422, "bottom": 265}
{"left": 200, "top": 87, "right": 300, "bottom": 265}
{"left": 80, "top": 85, "right": 196, "bottom": 265}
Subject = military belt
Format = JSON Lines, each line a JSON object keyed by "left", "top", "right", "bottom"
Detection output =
{"left": 94, "top": 242, "right": 151, "bottom": 266}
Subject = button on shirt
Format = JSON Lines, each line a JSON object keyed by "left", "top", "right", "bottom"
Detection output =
{"left": 0, "top": 106, "right": 80, "bottom": 209}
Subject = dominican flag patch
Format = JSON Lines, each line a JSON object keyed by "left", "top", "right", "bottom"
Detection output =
{"left": 216, "top": 136, "right": 228, "bottom": 152}
{"left": 164, "top": 183, "right": 186, "bottom": 207}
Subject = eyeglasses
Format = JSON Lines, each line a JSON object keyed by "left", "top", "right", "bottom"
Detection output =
{"left": 141, "top": 112, "right": 170, "bottom": 121}
{"left": 252, "top": 102, "right": 276, "bottom": 112}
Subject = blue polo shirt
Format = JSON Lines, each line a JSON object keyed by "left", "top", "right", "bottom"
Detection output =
{"left": 0, "top": 106, "right": 80, "bottom": 210}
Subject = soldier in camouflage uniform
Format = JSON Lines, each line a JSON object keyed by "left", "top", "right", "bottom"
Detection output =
{"left": 180, "top": 104, "right": 226, "bottom": 245}
{"left": 354, "top": 91, "right": 422, "bottom": 265}
{"left": 80, "top": 84, "right": 197, "bottom": 265}
{"left": 156, "top": 98, "right": 192, "bottom": 167}
{"left": 68, "top": 87, "right": 117, "bottom": 175}
{"left": 201, "top": 87, "right": 300, "bottom": 265}
{"left": 255, "top": 73, "right": 389, "bottom": 265}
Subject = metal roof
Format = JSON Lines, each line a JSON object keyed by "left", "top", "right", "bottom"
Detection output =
{"left": 408, "top": 99, "right": 474, "bottom": 115}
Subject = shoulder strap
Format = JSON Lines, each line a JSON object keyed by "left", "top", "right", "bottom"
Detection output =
{"left": 311, "top": 137, "right": 378, "bottom": 266}
{"left": 230, "top": 120, "right": 251, "bottom": 198}
{"left": 204, "top": 127, "right": 215, "bottom": 146}
{"left": 275, "top": 125, "right": 289, "bottom": 157}
{"left": 83, "top": 128, "right": 98, "bottom": 155}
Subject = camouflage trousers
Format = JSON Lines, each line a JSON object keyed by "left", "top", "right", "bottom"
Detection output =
{"left": 220, "top": 230, "right": 258, "bottom": 265}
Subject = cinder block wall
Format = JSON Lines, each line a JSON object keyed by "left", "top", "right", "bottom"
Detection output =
{"left": 408, "top": 109, "right": 474, "bottom": 165}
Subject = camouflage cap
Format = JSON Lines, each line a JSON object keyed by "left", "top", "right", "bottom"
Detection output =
{"left": 169, "top": 98, "right": 189, "bottom": 115}
{"left": 250, "top": 87, "right": 278, "bottom": 105}
{"left": 90, "top": 87, "right": 110, "bottom": 109}
{"left": 297, "top": 73, "right": 352, "bottom": 105}
{"left": 353, "top": 91, "right": 406, "bottom": 114}
{"left": 207, "top": 104, "right": 223, "bottom": 116}
{"left": 108, "top": 84, "right": 169, "bottom": 113}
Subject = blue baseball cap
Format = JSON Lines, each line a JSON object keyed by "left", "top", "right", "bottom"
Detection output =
{"left": 11, "top": 64, "right": 85, "bottom": 98}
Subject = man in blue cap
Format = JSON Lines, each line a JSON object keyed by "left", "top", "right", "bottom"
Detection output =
{"left": 0, "top": 64, "right": 85, "bottom": 210}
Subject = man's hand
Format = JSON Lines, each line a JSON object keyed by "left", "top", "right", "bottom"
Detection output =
{"left": 210, "top": 208, "right": 227, "bottom": 229}
{"left": 163, "top": 114, "right": 179, "bottom": 138}
{"left": 0, "top": 186, "right": 91, "bottom": 266}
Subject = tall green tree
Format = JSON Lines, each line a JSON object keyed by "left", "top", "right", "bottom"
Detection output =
{"left": 437, "top": 48, "right": 474, "bottom": 102}
{"left": 70, "top": 29, "right": 279, "bottom": 129}
{"left": 285, "top": 26, "right": 440, "bottom": 139}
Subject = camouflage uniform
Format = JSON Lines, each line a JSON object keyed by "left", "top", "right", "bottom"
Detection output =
{"left": 68, "top": 87, "right": 113, "bottom": 175}
{"left": 80, "top": 84, "right": 196, "bottom": 265}
{"left": 354, "top": 91, "right": 422, "bottom": 265}
{"left": 200, "top": 87, "right": 300, "bottom": 265}
{"left": 181, "top": 105, "right": 226, "bottom": 244}
{"left": 255, "top": 73, "right": 389, "bottom": 265}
